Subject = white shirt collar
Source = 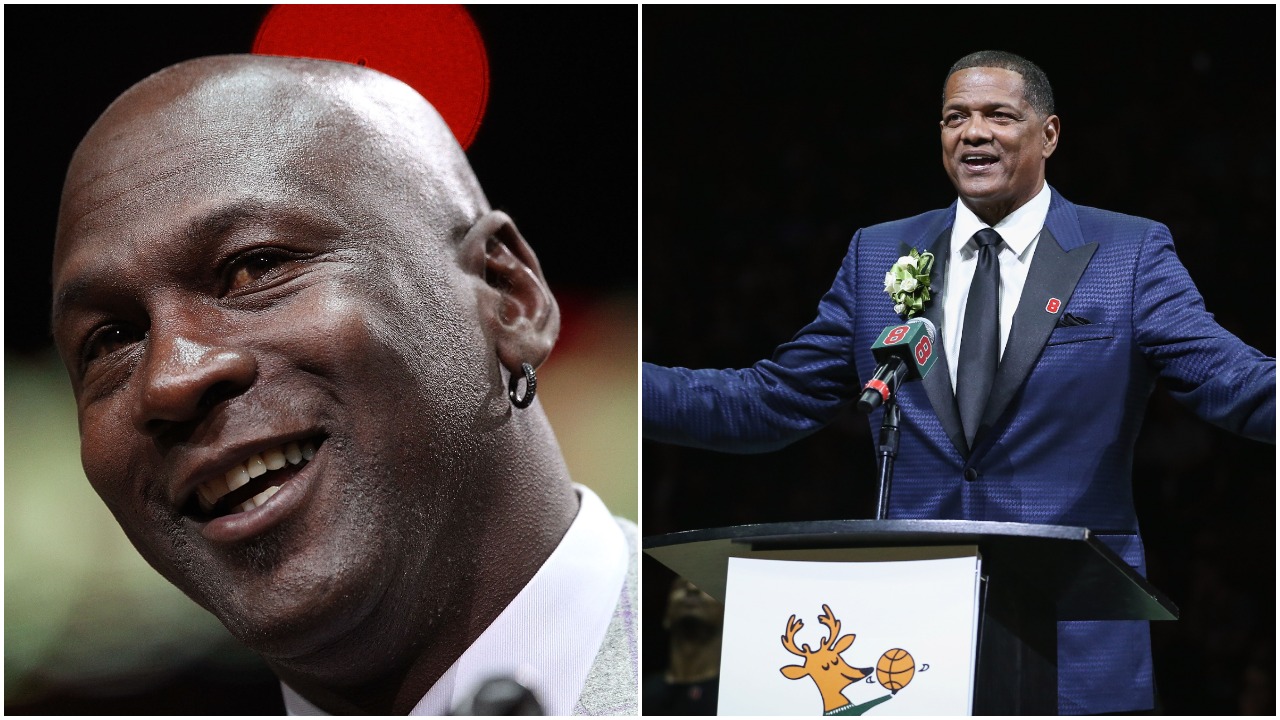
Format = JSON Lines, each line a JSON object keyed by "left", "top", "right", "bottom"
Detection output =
{"left": 281, "top": 484, "right": 628, "bottom": 716}
{"left": 951, "top": 182, "right": 1052, "bottom": 259}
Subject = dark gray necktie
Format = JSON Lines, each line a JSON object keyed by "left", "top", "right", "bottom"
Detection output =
{"left": 956, "top": 227, "right": 1002, "bottom": 449}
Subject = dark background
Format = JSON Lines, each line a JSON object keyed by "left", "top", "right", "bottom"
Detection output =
{"left": 642, "top": 6, "right": 1274, "bottom": 715}
{"left": 4, "top": 4, "right": 635, "bottom": 714}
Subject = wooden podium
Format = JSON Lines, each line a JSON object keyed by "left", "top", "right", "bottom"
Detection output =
{"left": 645, "top": 520, "right": 1178, "bottom": 715}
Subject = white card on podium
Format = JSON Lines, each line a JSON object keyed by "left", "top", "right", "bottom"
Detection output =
{"left": 717, "top": 551, "right": 981, "bottom": 716}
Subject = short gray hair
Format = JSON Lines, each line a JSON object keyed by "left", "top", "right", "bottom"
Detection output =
{"left": 945, "top": 50, "right": 1055, "bottom": 117}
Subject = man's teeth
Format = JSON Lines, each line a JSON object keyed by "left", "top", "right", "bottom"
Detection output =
{"left": 247, "top": 454, "right": 267, "bottom": 478}
{"left": 240, "top": 486, "right": 280, "bottom": 514}
{"left": 196, "top": 440, "right": 316, "bottom": 514}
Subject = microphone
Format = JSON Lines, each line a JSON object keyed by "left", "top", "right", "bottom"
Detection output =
{"left": 451, "top": 678, "right": 544, "bottom": 715}
{"left": 857, "top": 317, "right": 938, "bottom": 413}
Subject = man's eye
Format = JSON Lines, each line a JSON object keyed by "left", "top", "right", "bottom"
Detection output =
{"left": 84, "top": 325, "right": 144, "bottom": 364}
{"left": 227, "top": 250, "right": 293, "bottom": 292}
{"left": 944, "top": 114, "right": 965, "bottom": 127}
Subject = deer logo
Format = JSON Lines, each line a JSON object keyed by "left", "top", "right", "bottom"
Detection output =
{"left": 779, "top": 604, "right": 900, "bottom": 716}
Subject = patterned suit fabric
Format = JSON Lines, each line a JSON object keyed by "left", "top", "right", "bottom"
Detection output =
{"left": 643, "top": 187, "right": 1275, "bottom": 714}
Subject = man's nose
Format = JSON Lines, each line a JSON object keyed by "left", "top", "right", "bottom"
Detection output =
{"left": 131, "top": 331, "right": 257, "bottom": 438}
{"left": 962, "top": 115, "right": 993, "bottom": 143}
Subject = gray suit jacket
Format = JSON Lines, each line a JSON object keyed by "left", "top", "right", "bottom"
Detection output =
{"left": 573, "top": 517, "right": 638, "bottom": 715}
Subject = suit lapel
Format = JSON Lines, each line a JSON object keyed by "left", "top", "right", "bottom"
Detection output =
{"left": 975, "top": 196, "right": 1098, "bottom": 449}
{"left": 903, "top": 224, "right": 969, "bottom": 459}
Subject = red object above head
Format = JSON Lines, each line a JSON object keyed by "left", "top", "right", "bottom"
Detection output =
{"left": 253, "top": 4, "right": 489, "bottom": 149}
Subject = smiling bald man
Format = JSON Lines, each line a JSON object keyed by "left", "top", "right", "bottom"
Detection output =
{"left": 50, "top": 55, "right": 636, "bottom": 715}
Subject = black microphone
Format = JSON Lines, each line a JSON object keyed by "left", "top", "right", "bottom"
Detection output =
{"left": 451, "top": 678, "right": 544, "bottom": 715}
{"left": 857, "top": 317, "right": 939, "bottom": 413}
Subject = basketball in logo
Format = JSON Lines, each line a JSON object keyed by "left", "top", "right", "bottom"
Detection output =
{"left": 876, "top": 648, "right": 915, "bottom": 692}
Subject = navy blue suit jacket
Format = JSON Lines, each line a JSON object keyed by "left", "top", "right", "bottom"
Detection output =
{"left": 643, "top": 188, "right": 1275, "bottom": 714}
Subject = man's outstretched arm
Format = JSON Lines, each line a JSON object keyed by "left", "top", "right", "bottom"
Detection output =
{"left": 1133, "top": 223, "right": 1276, "bottom": 443}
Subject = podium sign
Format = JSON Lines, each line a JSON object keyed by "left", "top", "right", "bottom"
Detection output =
{"left": 645, "top": 520, "right": 1179, "bottom": 714}
{"left": 718, "top": 551, "right": 980, "bottom": 716}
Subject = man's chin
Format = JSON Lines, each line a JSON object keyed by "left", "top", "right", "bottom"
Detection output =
{"left": 956, "top": 185, "right": 1022, "bottom": 221}
{"left": 189, "top": 545, "right": 391, "bottom": 662}
{"left": 220, "top": 586, "right": 380, "bottom": 661}
{"left": 953, "top": 174, "right": 1007, "bottom": 202}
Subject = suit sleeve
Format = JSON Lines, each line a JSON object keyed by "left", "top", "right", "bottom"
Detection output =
{"left": 642, "top": 232, "right": 866, "bottom": 453}
{"left": 1132, "top": 223, "right": 1275, "bottom": 443}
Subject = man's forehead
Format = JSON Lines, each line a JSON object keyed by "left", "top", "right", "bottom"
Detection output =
{"left": 56, "top": 115, "right": 331, "bottom": 268}
{"left": 943, "top": 67, "right": 1029, "bottom": 105}
{"left": 63, "top": 55, "right": 468, "bottom": 192}
{"left": 55, "top": 55, "right": 485, "bottom": 270}
{"left": 65, "top": 58, "right": 383, "bottom": 186}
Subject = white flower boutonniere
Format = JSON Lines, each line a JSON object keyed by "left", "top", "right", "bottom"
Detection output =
{"left": 883, "top": 248, "right": 936, "bottom": 318}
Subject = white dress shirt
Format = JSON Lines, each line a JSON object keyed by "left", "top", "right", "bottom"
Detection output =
{"left": 943, "top": 183, "right": 1052, "bottom": 392}
{"left": 281, "top": 483, "right": 629, "bottom": 716}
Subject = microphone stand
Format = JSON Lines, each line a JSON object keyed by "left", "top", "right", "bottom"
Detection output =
{"left": 874, "top": 376, "right": 901, "bottom": 520}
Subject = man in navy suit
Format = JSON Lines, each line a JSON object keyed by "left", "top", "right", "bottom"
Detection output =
{"left": 643, "top": 50, "right": 1275, "bottom": 714}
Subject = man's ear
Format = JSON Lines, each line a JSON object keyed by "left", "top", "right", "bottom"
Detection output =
{"left": 462, "top": 210, "right": 559, "bottom": 372}
{"left": 1041, "top": 114, "right": 1060, "bottom": 159}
